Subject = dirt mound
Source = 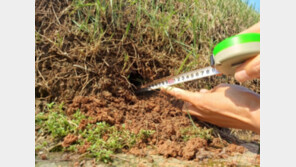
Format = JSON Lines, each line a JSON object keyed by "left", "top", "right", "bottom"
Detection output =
{"left": 66, "top": 93, "right": 188, "bottom": 139}
{"left": 62, "top": 134, "right": 78, "bottom": 147}
{"left": 63, "top": 93, "right": 246, "bottom": 160}
{"left": 182, "top": 138, "right": 208, "bottom": 159}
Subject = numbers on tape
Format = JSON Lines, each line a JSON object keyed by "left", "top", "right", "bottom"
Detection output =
{"left": 145, "top": 66, "right": 220, "bottom": 91}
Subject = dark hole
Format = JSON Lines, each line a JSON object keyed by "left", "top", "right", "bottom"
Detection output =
{"left": 35, "top": 86, "right": 49, "bottom": 98}
{"left": 128, "top": 71, "right": 145, "bottom": 89}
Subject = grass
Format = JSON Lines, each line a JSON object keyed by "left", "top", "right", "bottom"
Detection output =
{"left": 69, "top": 0, "right": 259, "bottom": 73}
{"left": 180, "top": 126, "right": 213, "bottom": 142}
{"left": 35, "top": 102, "right": 213, "bottom": 163}
{"left": 180, "top": 111, "right": 213, "bottom": 141}
{"left": 35, "top": 102, "right": 155, "bottom": 163}
{"left": 35, "top": 0, "right": 260, "bottom": 102}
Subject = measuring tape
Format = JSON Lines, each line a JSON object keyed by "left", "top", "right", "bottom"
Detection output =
{"left": 138, "top": 33, "right": 260, "bottom": 92}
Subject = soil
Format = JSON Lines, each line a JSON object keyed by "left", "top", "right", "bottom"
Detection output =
{"left": 78, "top": 141, "right": 91, "bottom": 154}
{"left": 35, "top": 0, "right": 260, "bottom": 165}
{"left": 62, "top": 134, "right": 78, "bottom": 147}
{"left": 63, "top": 93, "right": 254, "bottom": 161}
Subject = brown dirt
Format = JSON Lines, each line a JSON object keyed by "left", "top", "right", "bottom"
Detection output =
{"left": 157, "top": 140, "right": 183, "bottom": 158}
{"left": 210, "top": 137, "right": 227, "bottom": 148}
{"left": 62, "top": 134, "right": 78, "bottom": 147}
{"left": 39, "top": 153, "right": 47, "bottom": 160}
{"left": 182, "top": 138, "right": 207, "bottom": 160}
{"left": 64, "top": 93, "right": 248, "bottom": 161}
{"left": 78, "top": 119, "right": 88, "bottom": 130}
{"left": 78, "top": 141, "right": 91, "bottom": 154}
{"left": 225, "top": 144, "right": 246, "bottom": 155}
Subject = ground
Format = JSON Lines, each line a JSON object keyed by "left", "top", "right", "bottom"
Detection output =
{"left": 35, "top": 0, "right": 260, "bottom": 166}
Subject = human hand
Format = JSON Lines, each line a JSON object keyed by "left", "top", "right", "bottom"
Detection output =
{"left": 161, "top": 84, "right": 260, "bottom": 134}
{"left": 235, "top": 22, "right": 260, "bottom": 82}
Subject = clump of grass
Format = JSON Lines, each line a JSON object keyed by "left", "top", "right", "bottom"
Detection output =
{"left": 35, "top": 103, "right": 155, "bottom": 163}
{"left": 180, "top": 126, "right": 213, "bottom": 142}
{"left": 180, "top": 111, "right": 213, "bottom": 141}
{"left": 36, "top": 102, "right": 77, "bottom": 139}
{"left": 82, "top": 122, "right": 154, "bottom": 163}
{"left": 46, "top": 111, "right": 77, "bottom": 139}
{"left": 138, "top": 129, "right": 155, "bottom": 141}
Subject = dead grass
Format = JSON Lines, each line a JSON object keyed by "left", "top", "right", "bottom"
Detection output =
{"left": 35, "top": 0, "right": 259, "bottom": 103}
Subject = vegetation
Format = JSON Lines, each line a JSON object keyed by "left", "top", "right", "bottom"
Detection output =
{"left": 180, "top": 126, "right": 213, "bottom": 142}
{"left": 68, "top": 0, "right": 259, "bottom": 73}
{"left": 35, "top": 0, "right": 260, "bottom": 102}
{"left": 35, "top": 103, "right": 156, "bottom": 163}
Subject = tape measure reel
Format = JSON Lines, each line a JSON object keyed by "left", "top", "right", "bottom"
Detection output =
{"left": 211, "top": 33, "right": 260, "bottom": 75}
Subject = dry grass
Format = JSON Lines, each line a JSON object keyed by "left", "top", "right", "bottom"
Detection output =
{"left": 35, "top": 0, "right": 259, "bottom": 103}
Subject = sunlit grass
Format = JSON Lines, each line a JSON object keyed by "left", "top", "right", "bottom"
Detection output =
{"left": 69, "top": 0, "right": 259, "bottom": 74}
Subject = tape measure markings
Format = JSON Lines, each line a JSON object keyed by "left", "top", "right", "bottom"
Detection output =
{"left": 143, "top": 66, "right": 220, "bottom": 91}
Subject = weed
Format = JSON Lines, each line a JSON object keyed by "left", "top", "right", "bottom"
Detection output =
{"left": 65, "top": 144, "right": 78, "bottom": 152}
{"left": 35, "top": 145, "right": 43, "bottom": 152}
{"left": 46, "top": 111, "right": 76, "bottom": 139}
{"left": 35, "top": 112, "right": 47, "bottom": 127}
{"left": 180, "top": 126, "right": 213, "bottom": 142}
{"left": 72, "top": 109, "right": 86, "bottom": 125}
{"left": 138, "top": 129, "right": 155, "bottom": 140}
{"left": 46, "top": 102, "right": 55, "bottom": 111}
{"left": 180, "top": 111, "right": 213, "bottom": 141}
{"left": 84, "top": 122, "right": 154, "bottom": 161}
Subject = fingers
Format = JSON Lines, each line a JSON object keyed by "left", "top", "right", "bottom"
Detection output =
{"left": 199, "top": 89, "right": 209, "bottom": 93}
{"left": 239, "top": 22, "right": 260, "bottom": 34}
{"left": 160, "top": 86, "right": 202, "bottom": 103}
{"left": 236, "top": 22, "right": 260, "bottom": 82}
{"left": 235, "top": 54, "right": 260, "bottom": 82}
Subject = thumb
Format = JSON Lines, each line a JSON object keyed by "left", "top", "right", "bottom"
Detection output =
{"left": 235, "top": 54, "right": 260, "bottom": 82}
{"left": 160, "top": 86, "right": 202, "bottom": 103}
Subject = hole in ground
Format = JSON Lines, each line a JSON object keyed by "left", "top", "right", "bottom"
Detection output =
{"left": 128, "top": 71, "right": 145, "bottom": 90}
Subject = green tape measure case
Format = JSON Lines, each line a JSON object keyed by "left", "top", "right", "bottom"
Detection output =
{"left": 211, "top": 33, "right": 260, "bottom": 75}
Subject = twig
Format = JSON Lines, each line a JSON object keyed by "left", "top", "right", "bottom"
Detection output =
{"left": 73, "top": 64, "right": 96, "bottom": 74}
{"left": 52, "top": 5, "right": 61, "bottom": 25}
{"left": 68, "top": 120, "right": 78, "bottom": 127}
{"left": 102, "top": 59, "right": 110, "bottom": 67}
{"left": 120, "top": 75, "right": 134, "bottom": 89}
{"left": 58, "top": 5, "right": 72, "bottom": 20}
{"left": 81, "top": 78, "right": 95, "bottom": 94}
{"left": 38, "top": 33, "right": 73, "bottom": 61}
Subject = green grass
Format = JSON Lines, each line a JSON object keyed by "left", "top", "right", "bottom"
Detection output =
{"left": 180, "top": 111, "right": 213, "bottom": 141}
{"left": 69, "top": 0, "right": 259, "bottom": 73}
{"left": 35, "top": 102, "right": 213, "bottom": 163}
{"left": 180, "top": 126, "right": 213, "bottom": 142}
{"left": 35, "top": 103, "right": 155, "bottom": 163}
{"left": 35, "top": 0, "right": 260, "bottom": 101}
